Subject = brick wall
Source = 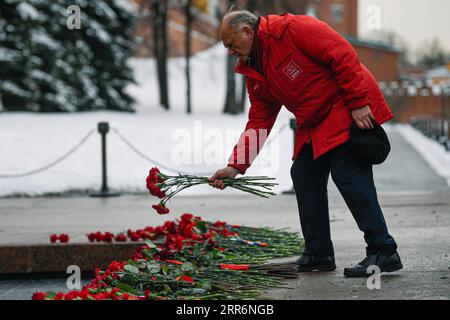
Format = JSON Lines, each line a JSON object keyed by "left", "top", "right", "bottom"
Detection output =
{"left": 308, "top": 0, "right": 358, "bottom": 37}
{"left": 381, "top": 83, "right": 450, "bottom": 122}
{"left": 355, "top": 45, "right": 399, "bottom": 81}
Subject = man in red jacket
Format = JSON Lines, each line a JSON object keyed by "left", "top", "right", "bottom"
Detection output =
{"left": 209, "top": 10, "right": 402, "bottom": 277}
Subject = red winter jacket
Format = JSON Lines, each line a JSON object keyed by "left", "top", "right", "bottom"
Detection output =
{"left": 228, "top": 14, "right": 393, "bottom": 174}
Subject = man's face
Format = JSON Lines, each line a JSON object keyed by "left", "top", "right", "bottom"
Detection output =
{"left": 220, "top": 23, "right": 254, "bottom": 64}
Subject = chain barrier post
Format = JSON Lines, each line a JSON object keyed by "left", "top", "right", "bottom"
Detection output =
{"left": 90, "top": 122, "right": 120, "bottom": 198}
{"left": 282, "top": 118, "right": 297, "bottom": 195}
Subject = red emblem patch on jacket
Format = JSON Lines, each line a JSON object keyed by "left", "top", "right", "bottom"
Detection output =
{"left": 282, "top": 61, "right": 302, "bottom": 80}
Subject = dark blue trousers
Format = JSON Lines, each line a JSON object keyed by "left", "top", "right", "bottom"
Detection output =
{"left": 291, "top": 142, "right": 397, "bottom": 257}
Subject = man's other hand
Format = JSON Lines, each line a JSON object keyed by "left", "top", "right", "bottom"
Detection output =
{"left": 351, "top": 105, "right": 375, "bottom": 130}
{"left": 208, "top": 167, "right": 240, "bottom": 190}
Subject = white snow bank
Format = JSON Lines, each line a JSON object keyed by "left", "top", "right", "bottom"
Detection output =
{"left": 396, "top": 124, "right": 450, "bottom": 186}
{"left": 0, "top": 110, "right": 294, "bottom": 197}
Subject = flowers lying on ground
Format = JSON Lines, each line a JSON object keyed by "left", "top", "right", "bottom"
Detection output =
{"left": 36, "top": 214, "right": 304, "bottom": 300}
{"left": 49, "top": 234, "right": 70, "bottom": 244}
{"left": 146, "top": 167, "right": 278, "bottom": 215}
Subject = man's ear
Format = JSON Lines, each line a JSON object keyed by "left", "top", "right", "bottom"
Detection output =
{"left": 242, "top": 25, "right": 254, "bottom": 38}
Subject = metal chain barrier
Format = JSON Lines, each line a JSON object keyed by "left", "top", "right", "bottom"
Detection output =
{"left": 0, "top": 122, "right": 290, "bottom": 179}
{"left": 111, "top": 127, "right": 213, "bottom": 176}
{"left": 0, "top": 128, "right": 96, "bottom": 178}
{"left": 111, "top": 122, "right": 290, "bottom": 176}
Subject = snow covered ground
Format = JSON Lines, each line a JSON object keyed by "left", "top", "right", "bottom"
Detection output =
{"left": 396, "top": 124, "right": 450, "bottom": 187}
{"left": 0, "top": 44, "right": 294, "bottom": 197}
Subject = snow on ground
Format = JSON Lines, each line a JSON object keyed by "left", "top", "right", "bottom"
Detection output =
{"left": 0, "top": 44, "right": 294, "bottom": 197}
{"left": 396, "top": 124, "right": 450, "bottom": 187}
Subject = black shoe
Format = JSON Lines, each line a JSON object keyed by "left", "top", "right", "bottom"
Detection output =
{"left": 344, "top": 250, "right": 403, "bottom": 278}
{"left": 296, "top": 254, "right": 336, "bottom": 272}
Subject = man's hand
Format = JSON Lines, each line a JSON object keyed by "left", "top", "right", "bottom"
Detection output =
{"left": 208, "top": 167, "right": 239, "bottom": 190}
{"left": 351, "top": 105, "right": 375, "bottom": 130}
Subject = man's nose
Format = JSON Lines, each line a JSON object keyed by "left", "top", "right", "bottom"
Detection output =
{"left": 228, "top": 48, "right": 235, "bottom": 56}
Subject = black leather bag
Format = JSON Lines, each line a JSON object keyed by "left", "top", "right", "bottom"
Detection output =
{"left": 349, "top": 119, "right": 391, "bottom": 165}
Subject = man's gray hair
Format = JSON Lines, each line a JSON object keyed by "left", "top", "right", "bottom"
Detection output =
{"left": 223, "top": 10, "right": 258, "bottom": 30}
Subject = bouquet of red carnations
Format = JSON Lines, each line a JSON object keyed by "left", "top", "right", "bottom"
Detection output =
{"left": 146, "top": 167, "right": 278, "bottom": 215}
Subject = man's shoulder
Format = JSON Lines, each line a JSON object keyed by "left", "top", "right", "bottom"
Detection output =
{"left": 264, "top": 13, "right": 323, "bottom": 39}
{"left": 268, "top": 13, "right": 319, "bottom": 26}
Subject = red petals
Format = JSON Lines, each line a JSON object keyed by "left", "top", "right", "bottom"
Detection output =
{"left": 152, "top": 203, "right": 170, "bottom": 215}
{"left": 220, "top": 264, "right": 250, "bottom": 271}
{"left": 146, "top": 168, "right": 165, "bottom": 198}
{"left": 49, "top": 234, "right": 58, "bottom": 243}
{"left": 33, "top": 287, "right": 140, "bottom": 301}
{"left": 87, "top": 232, "right": 129, "bottom": 243}
{"left": 54, "top": 292, "right": 65, "bottom": 300}
{"left": 146, "top": 167, "right": 172, "bottom": 215}
{"left": 87, "top": 233, "right": 97, "bottom": 242}
{"left": 49, "top": 234, "right": 69, "bottom": 244}
{"left": 213, "top": 221, "right": 227, "bottom": 228}
{"left": 181, "top": 213, "right": 194, "bottom": 221}
{"left": 164, "top": 259, "right": 184, "bottom": 265}
{"left": 176, "top": 275, "right": 194, "bottom": 283}
{"left": 59, "top": 234, "right": 69, "bottom": 243}
{"left": 129, "top": 232, "right": 141, "bottom": 242}
{"left": 102, "top": 232, "right": 114, "bottom": 243}
{"left": 147, "top": 167, "right": 163, "bottom": 184}
{"left": 32, "top": 292, "right": 46, "bottom": 300}
{"left": 114, "top": 234, "right": 127, "bottom": 242}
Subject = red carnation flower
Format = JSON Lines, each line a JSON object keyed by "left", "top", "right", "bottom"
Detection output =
{"left": 181, "top": 213, "right": 194, "bottom": 221}
{"left": 87, "top": 233, "right": 96, "bottom": 242}
{"left": 32, "top": 292, "right": 46, "bottom": 300}
{"left": 176, "top": 275, "right": 194, "bottom": 283}
{"left": 103, "top": 232, "right": 114, "bottom": 243}
{"left": 154, "top": 226, "right": 168, "bottom": 236}
{"left": 94, "top": 231, "right": 103, "bottom": 242}
{"left": 152, "top": 203, "right": 169, "bottom": 215}
{"left": 146, "top": 167, "right": 164, "bottom": 186}
{"left": 147, "top": 183, "right": 165, "bottom": 199}
{"left": 214, "top": 221, "right": 227, "bottom": 228}
{"left": 130, "top": 232, "right": 141, "bottom": 242}
{"left": 182, "top": 224, "right": 194, "bottom": 238}
{"left": 54, "top": 292, "right": 65, "bottom": 300}
{"left": 50, "top": 234, "right": 58, "bottom": 243}
{"left": 59, "top": 234, "right": 69, "bottom": 243}
{"left": 110, "top": 287, "right": 120, "bottom": 296}
{"left": 150, "top": 167, "right": 164, "bottom": 182}
{"left": 115, "top": 234, "right": 127, "bottom": 242}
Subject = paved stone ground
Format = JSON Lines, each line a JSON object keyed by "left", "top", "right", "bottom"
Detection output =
{"left": 0, "top": 127, "right": 449, "bottom": 300}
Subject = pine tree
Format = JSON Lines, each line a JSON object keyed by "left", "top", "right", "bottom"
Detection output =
{"left": 0, "top": 0, "right": 136, "bottom": 112}
{"left": 0, "top": 0, "right": 38, "bottom": 111}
